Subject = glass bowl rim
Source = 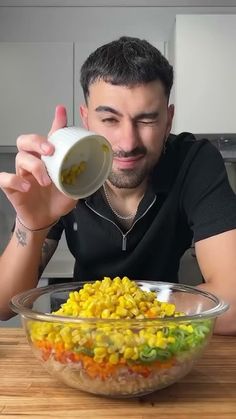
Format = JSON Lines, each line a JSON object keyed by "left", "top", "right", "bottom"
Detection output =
{"left": 10, "top": 280, "right": 229, "bottom": 323}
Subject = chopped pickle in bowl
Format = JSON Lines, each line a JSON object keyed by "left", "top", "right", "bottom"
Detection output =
{"left": 10, "top": 277, "right": 228, "bottom": 397}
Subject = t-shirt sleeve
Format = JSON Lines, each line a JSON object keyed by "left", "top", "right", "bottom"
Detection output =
{"left": 46, "top": 217, "right": 64, "bottom": 241}
{"left": 182, "top": 141, "right": 236, "bottom": 243}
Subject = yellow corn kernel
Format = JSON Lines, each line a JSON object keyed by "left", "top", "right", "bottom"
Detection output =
{"left": 109, "top": 353, "right": 119, "bottom": 364}
{"left": 71, "top": 164, "right": 79, "bottom": 173}
{"left": 110, "top": 313, "right": 119, "bottom": 319}
{"left": 123, "top": 347, "right": 135, "bottom": 359}
{"left": 94, "top": 347, "right": 107, "bottom": 357}
{"left": 148, "top": 335, "right": 156, "bottom": 347}
{"left": 130, "top": 307, "right": 139, "bottom": 317}
{"left": 61, "top": 168, "right": 69, "bottom": 177}
{"left": 72, "top": 334, "right": 82, "bottom": 344}
{"left": 60, "top": 326, "right": 71, "bottom": 337}
{"left": 164, "top": 303, "right": 175, "bottom": 316}
{"left": 64, "top": 341, "right": 73, "bottom": 350}
{"left": 118, "top": 296, "right": 126, "bottom": 308}
{"left": 61, "top": 161, "right": 86, "bottom": 185}
{"left": 156, "top": 337, "right": 167, "bottom": 349}
{"left": 187, "top": 325, "right": 193, "bottom": 333}
{"left": 131, "top": 347, "right": 139, "bottom": 361}
{"left": 111, "top": 333, "right": 124, "bottom": 348}
{"left": 167, "top": 336, "right": 176, "bottom": 343}
{"left": 110, "top": 295, "right": 118, "bottom": 305}
{"left": 101, "top": 309, "right": 111, "bottom": 319}
{"left": 47, "top": 332, "right": 56, "bottom": 343}
{"left": 94, "top": 356, "right": 104, "bottom": 364}
{"left": 116, "top": 307, "right": 128, "bottom": 317}
{"left": 124, "top": 335, "right": 135, "bottom": 346}
{"left": 149, "top": 307, "right": 161, "bottom": 317}
{"left": 139, "top": 301, "right": 148, "bottom": 310}
{"left": 136, "top": 314, "right": 145, "bottom": 319}
{"left": 102, "top": 144, "right": 109, "bottom": 152}
{"left": 179, "top": 324, "right": 194, "bottom": 333}
{"left": 79, "top": 161, "right": 86, "bottom": 172}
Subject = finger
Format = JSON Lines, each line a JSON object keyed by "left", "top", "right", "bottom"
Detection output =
{"left": 48, "top": 105, "right": 67, "bottom": 137}
{"left": 0, "top": 172, "right": 31, "bottom": 193}
{"left": 16, "top": 134, "right": 54, "bottom": 156}
{"left": 15, "top": 151, "right": 52, "bottom": 186}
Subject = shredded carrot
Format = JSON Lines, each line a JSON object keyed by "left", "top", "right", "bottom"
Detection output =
{"left": 34, "top": 339, "right": 176, "bottom": 380}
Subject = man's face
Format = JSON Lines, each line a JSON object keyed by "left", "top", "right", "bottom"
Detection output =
{"left": 80, "top": 80, "right": 174, "bottom": 188}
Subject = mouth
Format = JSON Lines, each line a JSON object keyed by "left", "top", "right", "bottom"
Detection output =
{"left": 113, "top": 155, "right": 144, "bottom": 169}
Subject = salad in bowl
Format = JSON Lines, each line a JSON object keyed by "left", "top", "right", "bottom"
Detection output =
{"left": 10, "top": 277, "right": 228, "bottom": 397}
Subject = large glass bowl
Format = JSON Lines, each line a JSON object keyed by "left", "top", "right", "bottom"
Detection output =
{"left": 10, "top": 281, "right": 228, "bottom": 398}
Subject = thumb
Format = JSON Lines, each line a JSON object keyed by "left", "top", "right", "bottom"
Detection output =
{"left": 48, "top": 105, "right": 67, "bottom": 137}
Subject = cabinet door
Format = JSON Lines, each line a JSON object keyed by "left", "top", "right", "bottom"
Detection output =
{"left": 0, "top": 43, "right": 73, "bottom": 146}
{"left": 171, "top": 15, "right": 236, "bottom": 134}
{"left": 74, "top": 41, "right": 102, "bottom": 126}
{"left": 74, "top": 40, "right": 165, "bottom": 127}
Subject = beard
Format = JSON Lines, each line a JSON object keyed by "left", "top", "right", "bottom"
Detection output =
{"left": 107, "top": 146, "right": 156, "bottom": 188}
{"left": 106, "top": 133, "right": 167, "bottom": 188}
{"left": 108, "top": 165, "right": 149, "bottom": 189}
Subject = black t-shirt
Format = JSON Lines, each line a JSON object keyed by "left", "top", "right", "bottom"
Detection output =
{"left": 47, "top": 132, "right": 236, "bottom": 283}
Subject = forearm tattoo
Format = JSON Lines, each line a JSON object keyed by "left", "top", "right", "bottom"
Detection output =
{"left": 15, "top": 228, "right": 27, "bottom": 247}
{"left": 14, "top": 227, "right": 57, "bottom": 278}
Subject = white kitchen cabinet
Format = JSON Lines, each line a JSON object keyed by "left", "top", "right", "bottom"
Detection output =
{"left": 0, "top": 40, "right": 166, "bottom": 144}
{"left": 169, "top": 15, "right": 236, "bottom": 135}
{"left": 0, "top": 43, "right": 73, "bottom": 146}
{"left": 74, "top": 41, "right": 103, "bottom": 125}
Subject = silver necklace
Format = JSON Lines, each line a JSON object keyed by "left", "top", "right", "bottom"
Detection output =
{"left": 103, "top": 183, "right": 136, "bottom": 220}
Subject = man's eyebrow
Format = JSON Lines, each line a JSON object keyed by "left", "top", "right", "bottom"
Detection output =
{"left": 95, "top": 106, "right": 122, "bottom": 116}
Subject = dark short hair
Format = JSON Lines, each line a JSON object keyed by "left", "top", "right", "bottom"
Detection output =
{"left": 80, "top": 36, "right": 173, "bottom": 102}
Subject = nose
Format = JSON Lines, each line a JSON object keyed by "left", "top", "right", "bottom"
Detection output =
{"left": 118, "top": 121, "right": 141, "bottom": 152}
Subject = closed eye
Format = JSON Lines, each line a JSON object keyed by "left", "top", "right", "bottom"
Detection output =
{"left": 101, "top": 118, "right": 118, "bottom": 123}
{"left": 138, "top": 120, "right": 159, "bottom": 125}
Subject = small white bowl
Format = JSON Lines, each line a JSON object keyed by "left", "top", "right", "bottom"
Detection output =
{"left": 42, "top": 126, "right": 113, "bottom": 199}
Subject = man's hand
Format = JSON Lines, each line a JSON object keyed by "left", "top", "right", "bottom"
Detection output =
{"left": 0, "top": 105, "right": 76, "bottom": 230}
{"left": 195, "top": 229, "right": 236, "bottom": 335}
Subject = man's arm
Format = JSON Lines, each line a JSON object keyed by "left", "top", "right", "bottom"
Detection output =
{"left": 0, "top": 219, "right": 58, "bottom": 321}
{"left": 0, "top": 106, "right": 77, "bottom": 320}
{"left": 195, "top": 229, "right": 236, "bottom": 335}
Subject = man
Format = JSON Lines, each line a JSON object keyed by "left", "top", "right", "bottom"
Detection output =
{"left": 0, "top": 36, "right": 236, "bottom": 334}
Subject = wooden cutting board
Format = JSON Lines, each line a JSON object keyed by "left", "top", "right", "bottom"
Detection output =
{"left": 0, "top": 328, "right": 236, "bottom": 418}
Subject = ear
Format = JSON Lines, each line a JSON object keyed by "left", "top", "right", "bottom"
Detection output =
{"left": 166, "top": 104, "right": 175, "bottom": 136}
{"left": 80, "top": 105, "right": 89, "bottom": 129}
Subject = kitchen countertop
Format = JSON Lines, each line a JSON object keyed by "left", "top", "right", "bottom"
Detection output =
{"left": 0, "top": 328, "right": 236, "bottom": 418}
{"left": 196, "top": 136, "right": 236, "bottom": 162}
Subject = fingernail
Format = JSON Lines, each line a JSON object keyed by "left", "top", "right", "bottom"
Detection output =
{"left": 41, "top": 143, "right": 52, "bottom": 153}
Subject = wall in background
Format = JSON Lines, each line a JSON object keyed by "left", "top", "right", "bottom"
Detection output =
{"left": 1, "top": 5, "right": 236, "bottom": 44}
{"left": 0, "top": 3, "right": 235, "bottom": 303}
{"left": 0, "top": 153, "right": 16, "bottom": 253}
